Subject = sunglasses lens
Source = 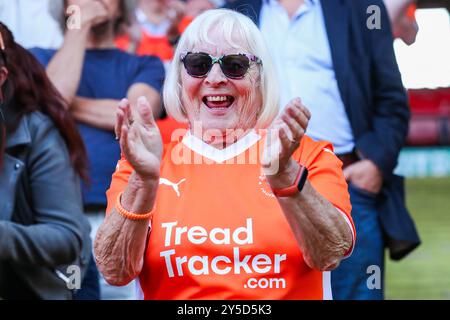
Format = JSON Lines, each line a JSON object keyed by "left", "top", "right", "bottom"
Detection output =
{"left": 221, "top": 55, "right": 250, "bottom": 78}
{"left": 183, "top": 53, "right": 212, "bottom": 77}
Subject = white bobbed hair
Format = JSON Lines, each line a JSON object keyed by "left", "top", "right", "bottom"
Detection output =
{"left": 163, "top": 8, "right": 279, "bottom": 129}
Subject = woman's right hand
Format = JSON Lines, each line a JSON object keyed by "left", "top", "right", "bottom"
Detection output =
{"left": 67, "top": 0, "right": 109, "bottom": 30}
{"left": 115, "top": 97, "right": 163, "bottom": 182}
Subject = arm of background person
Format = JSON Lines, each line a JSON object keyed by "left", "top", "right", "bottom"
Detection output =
{"left": 127, "top": 82, "right": 162, "bottom": 119}
{"left": 44, "top": 0, "right": 108, "bottom": 105}
{"left": 355, "top": 0, "right": 411, "bottom": 179}
{"left": 0, "top": 115, "right": 87, "bottom": 267}
{"left": 383, "top": 0, "right": 415, "bottom": 24}
{"left": 71, "top": 97, "right": 120, "bottom": 131}
{"left": 45, "top": 28, "right": 90, "bottom": 105}
{"left": 70, "top": 83, "right": 161, "bottom": 131}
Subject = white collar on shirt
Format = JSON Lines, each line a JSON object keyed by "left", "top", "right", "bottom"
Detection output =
{"left": 182, "top": 130, "right": 262, "bottom": 163}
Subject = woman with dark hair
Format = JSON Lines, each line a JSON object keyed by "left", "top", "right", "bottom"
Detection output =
{"left": 0, "top": 22, "right": 92, "bottom": 300}
{"left": 34, "top": 0, "right": 165, "bottom": 300}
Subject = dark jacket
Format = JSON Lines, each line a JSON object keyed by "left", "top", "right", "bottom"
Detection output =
{"left": 225, "top": 0, "right": 420, "bottom": 259}
{"left": 0, "top": 110, "right": 91, "bottom": 299}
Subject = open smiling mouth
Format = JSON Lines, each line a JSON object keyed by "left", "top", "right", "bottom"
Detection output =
{"left": 202, "top": 95, "right": 235, "bottom": 109}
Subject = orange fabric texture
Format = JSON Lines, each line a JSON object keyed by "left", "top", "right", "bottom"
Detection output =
{"left": 106, "top": 133, "right": 354, "bottom": 299}
{"left": 115, "top": 33, "right": 174, "bottom": 61}
{"left": 178, "top": 15, "right": 194, "bottom": 33}
{"left": 156, "top": 117, "right": 189, "bottom": 145}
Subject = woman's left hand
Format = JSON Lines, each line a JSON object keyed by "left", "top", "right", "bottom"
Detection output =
{"left": 262, "top": 98, "right": 311, "bottom": 181}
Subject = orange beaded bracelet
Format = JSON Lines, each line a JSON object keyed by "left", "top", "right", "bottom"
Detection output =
{"left": 115, "top": 192, "right": 155, "bottom": 221}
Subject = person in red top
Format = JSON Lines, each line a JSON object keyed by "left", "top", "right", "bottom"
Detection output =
{"left": 115, "top": 0, "right": 220, "bottom": 60}
{"left": 94, "top": 9, "right": 355, "bottom": 300}
{"left": 115, "top": 0, "right": 192, "bottom": 62}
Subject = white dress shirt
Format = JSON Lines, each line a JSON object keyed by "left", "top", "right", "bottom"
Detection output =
{"left": 260, "top": 0, "right": 355, "bottom": 154}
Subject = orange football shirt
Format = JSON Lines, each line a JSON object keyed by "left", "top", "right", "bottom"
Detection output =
{"left": 106, "top": 130, "right": 355, "bottom": 300}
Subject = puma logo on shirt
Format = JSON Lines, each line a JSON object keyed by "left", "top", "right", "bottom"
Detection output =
{"left": 159, "top": 178, "right": 186, "bottom": 197}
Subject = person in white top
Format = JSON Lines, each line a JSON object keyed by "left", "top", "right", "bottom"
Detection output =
{"left": 225, "top": 0, "right": 420, "bottom": 300}
{"left": 0, "top": 0, "right": 63, "bottom": 48}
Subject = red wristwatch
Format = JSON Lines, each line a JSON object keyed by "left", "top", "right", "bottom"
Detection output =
{"left": 271, "top": 165, "right": 309, "bottom": 197}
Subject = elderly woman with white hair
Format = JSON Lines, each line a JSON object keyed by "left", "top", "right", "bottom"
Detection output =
{"left": 94, "top": 9, "right": 355, "bottom": 300}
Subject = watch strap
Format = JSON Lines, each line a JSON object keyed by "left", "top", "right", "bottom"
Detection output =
{"left": 271, "top": 165, "right": 308, "bottom": 197}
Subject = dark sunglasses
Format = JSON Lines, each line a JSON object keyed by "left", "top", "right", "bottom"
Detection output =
{"left": 180, "top": 52, "right": 262, "bottom": 79}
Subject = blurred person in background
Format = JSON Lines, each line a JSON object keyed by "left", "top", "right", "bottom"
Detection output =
{"left": 116, "top": 0, "right": 187, "bottom": 61}
{"left": 30, "top": 0, "right": 165, "bottom": 300}
{"left": 0, "top": 22, "right": 90, "bottom": 300}
{"left": 226, "top": 0, "right": 420, "bottom": 299}
{"left": 116, "top": 0, "right": 223, "bottom": 146}
{"left": 116, "top": 0, "right": 224, "bottom": 61}
{"left": 384, "top": 0, "right": 419, "bottom": 45}
{"left": 0, "top": 0, "right": 63, "bottom": 48}
{"left": 184, "top": 0, "right": 224, "bottom": 17}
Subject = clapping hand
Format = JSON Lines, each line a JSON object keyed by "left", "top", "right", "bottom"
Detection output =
{"left": 262, "top": 98, "right": 311, "bottom": 183}
{"left": 115, "top": 97, "right": 163, "bottom": 182}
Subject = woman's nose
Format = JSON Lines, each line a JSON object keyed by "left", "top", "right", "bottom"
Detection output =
{"left": 205, "top": 63, "right": 228, "bottom": 85}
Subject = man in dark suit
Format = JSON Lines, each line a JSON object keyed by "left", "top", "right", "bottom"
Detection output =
{"left": 225, "top": 0, "right": 420, "bottom": 299}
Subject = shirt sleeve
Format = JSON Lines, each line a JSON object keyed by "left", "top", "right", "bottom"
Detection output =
{"left": 295, "top": 137, "right": 356, "bottom": 257}
{"left": 131, "top": 55, "right": 165, "bottom": 93}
